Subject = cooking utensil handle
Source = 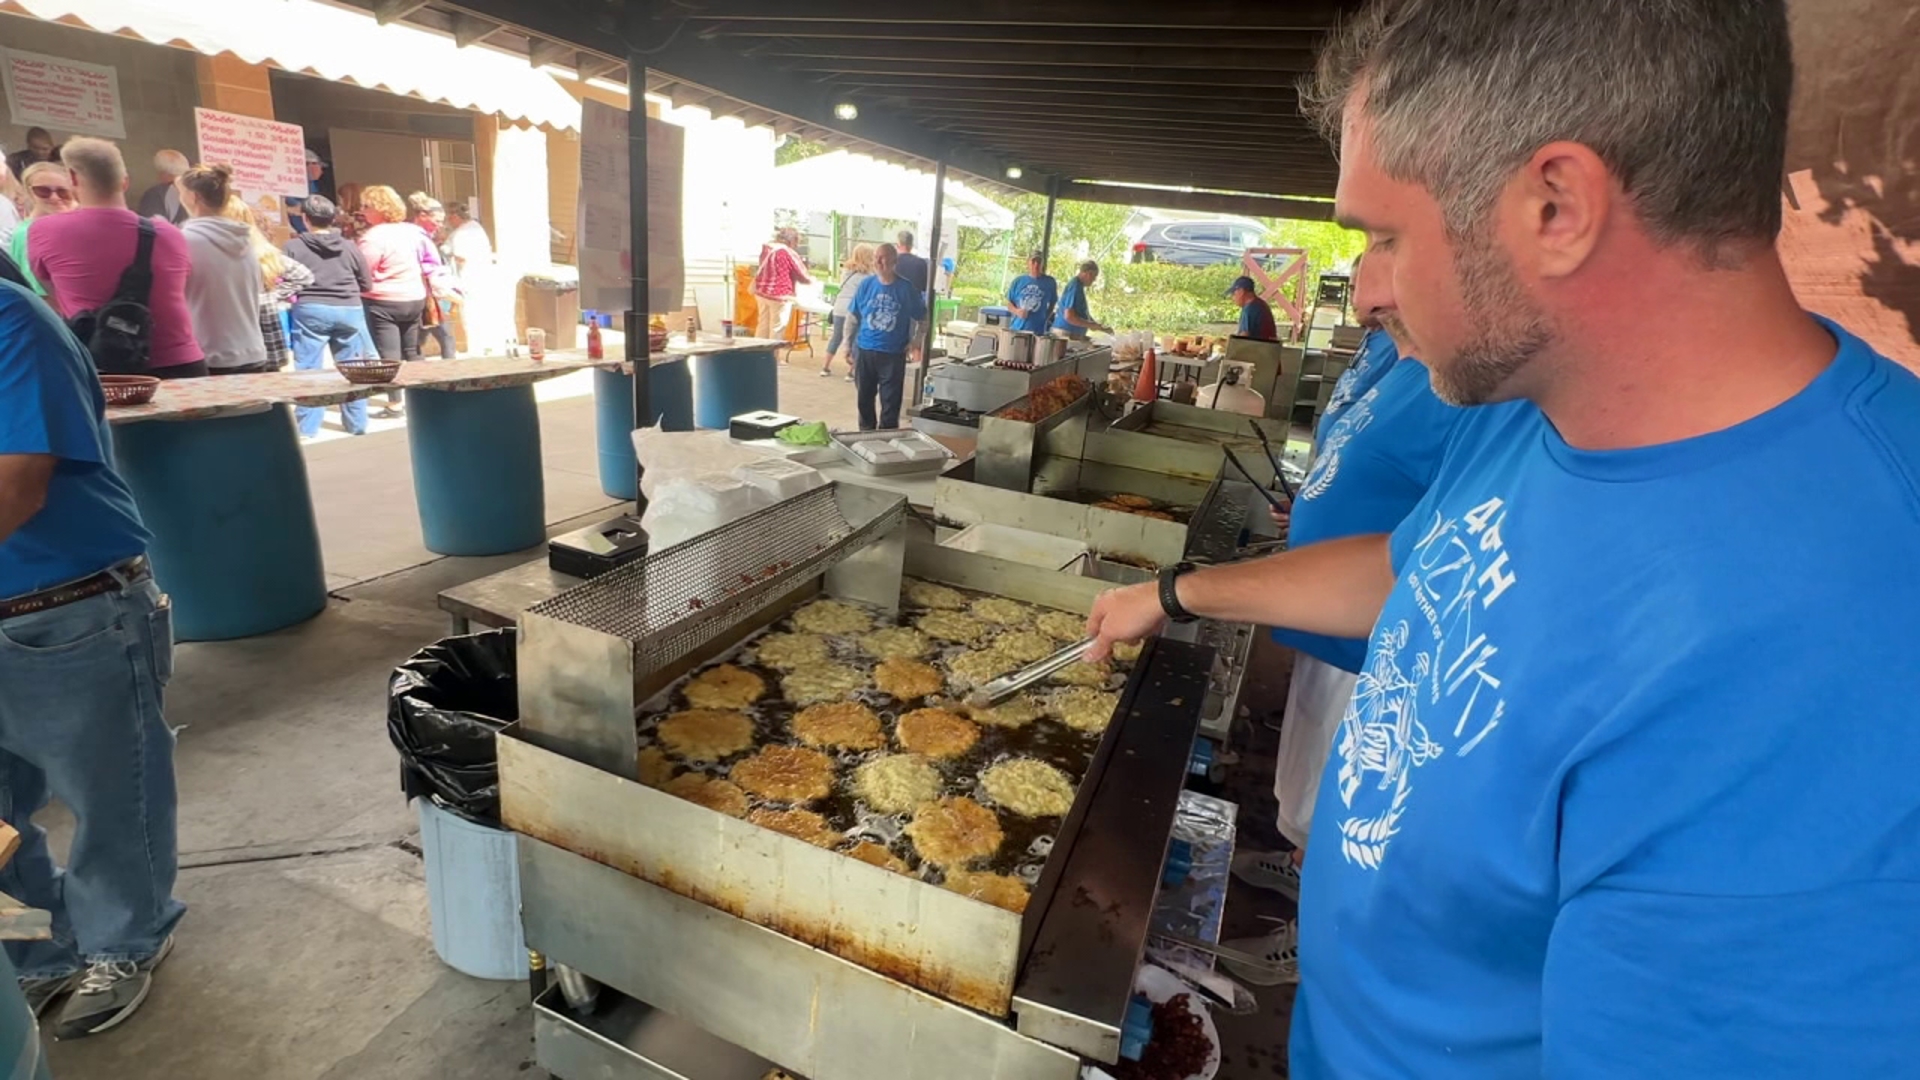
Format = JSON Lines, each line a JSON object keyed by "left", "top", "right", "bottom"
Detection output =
{"left": 1249, "top": 420, "right": 1295, "bottom": 500}
{"left": 1222, "top": 446, "right": 1289, "bottom": 512}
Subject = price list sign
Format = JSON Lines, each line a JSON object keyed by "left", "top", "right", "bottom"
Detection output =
{"left": 2, "top": 48, "right": 125, "bottom": 138}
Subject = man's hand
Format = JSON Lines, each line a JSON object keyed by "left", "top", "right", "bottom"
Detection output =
{"left": 1084, "top": 582, "right": 1166, "bottom": 662}
{"left": 1268, "top": 494, "right": 1293, "bottom": 540}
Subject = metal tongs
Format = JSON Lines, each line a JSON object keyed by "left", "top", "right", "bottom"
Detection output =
{"left": 966, "top": 637, "right": 1095, "bottom": 707}
{"left": 1249, "top": 419, "right": 1296, "bottom": 500}
{"left": 1220, "top": 445, "right": 1291, "bottom": 515}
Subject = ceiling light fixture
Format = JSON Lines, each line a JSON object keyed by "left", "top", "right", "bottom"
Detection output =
{"left": 833, "top": 102, "right": 859, "bottom": 121}
{"left": 1005, "top": 165, "right": 1024, "bottom": 179}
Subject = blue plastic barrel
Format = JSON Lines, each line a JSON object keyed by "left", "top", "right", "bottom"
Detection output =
{"left": 415, "top": 797, "right": 529, "bottom": 980}
{"left": 111, "top": 405, "right": 328, "bottom": 641}
{"left": 689, "top": 346, "right": 780, "bottom": 430}
{"left": 593, "top": 361, "right": 693, "bottom": 499}
{"left": 406, "top": 385, "right": 545, "bottom": 556}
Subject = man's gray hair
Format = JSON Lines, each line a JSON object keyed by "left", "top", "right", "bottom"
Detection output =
{"left": 1302, "top": 0, "right": 1793, "bottom": 257}
{"left": 60, "top": 137, "right": 126, "bottom": 194}
{"left": 153, "top": 149, "right": 189, "bottom": 177}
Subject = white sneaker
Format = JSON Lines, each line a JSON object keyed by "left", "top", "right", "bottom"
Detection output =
{"left": 1220, "top": 918, "right": 1299, "bottom": 987}
{"left": 1231, "top": 849, "right": 1303, "bottom": 899}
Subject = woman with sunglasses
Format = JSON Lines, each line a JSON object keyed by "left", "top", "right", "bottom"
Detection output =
{"left": 5, "top": 161, "right": 75, "bottom": 296}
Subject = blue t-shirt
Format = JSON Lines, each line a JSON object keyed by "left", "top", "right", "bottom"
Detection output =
{"left": 1292, "top": 322, "right": 1920, "bottom": 1079}
{"left": 850, "top": 273, "right": 927, "bottom": 355}
{"left": 1318, "top": 328, "right": 1400, "bottom": 439}
{"left": 0, "top": 281, "right": 149, "bottom": 596}
{"left": 1271, "top": 355, "right": 1462, "bottom": 672}
{"left": 1007, "top": 274, "right": 1058, "bottom": 335}
{"left": 1053, "top": 276, "right": 1092, "bottom": 338}
{"left": 1237, "top": 296, "right": 1278, "bottom": 340}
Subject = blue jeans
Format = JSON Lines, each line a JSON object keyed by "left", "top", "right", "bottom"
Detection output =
{"left": 0, "top": 576, "right": 183, "bottom": 977}
{"left": 290, "top": 303, "right": 374, "bottom": 437}
{"left": 855, "top": 349, "right": 906, "bottom": 431}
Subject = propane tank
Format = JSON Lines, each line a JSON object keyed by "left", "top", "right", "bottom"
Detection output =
{"left": 1200, "top": 363, "right": 1266, "bottom": 417}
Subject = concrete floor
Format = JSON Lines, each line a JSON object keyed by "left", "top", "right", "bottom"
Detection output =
{"left": 38, "top": 351, "right": 1302, "bottom": 1078}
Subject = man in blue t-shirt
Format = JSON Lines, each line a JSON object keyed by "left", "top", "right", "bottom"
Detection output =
{"left": 1052, "top": 259, "right": 1112, "bottom": 340}
{"left": 1228, "top": 275, "right": 1279, "bottom": 340}
{"left": 1086, "top": 2, "right": 1920, "bottom": 1074}
{"left": 848, "top": 242, "right": 928, "bottom": 431}
{"left": 1005, "top": 251, "right": 1058, "bottom": 335}
{"left": 0, "top": 280, "right": 184, "bottom": 1039}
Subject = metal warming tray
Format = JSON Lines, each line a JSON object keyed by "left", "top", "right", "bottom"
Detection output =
{"left": 829, "top": 427, "right": 956, "bottom": 476}
{"left": 925, "top": 347, "right": 1108, "bottom": 415}
{"left": 1095, "top": 399, "right": 1293, "bottom": 488}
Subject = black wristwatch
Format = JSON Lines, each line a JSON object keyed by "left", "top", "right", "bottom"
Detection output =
{"left": 1157, "top": 562, "right": 1198, "bottom": 623}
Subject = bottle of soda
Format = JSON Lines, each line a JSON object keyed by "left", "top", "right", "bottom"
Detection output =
{"left": 587, "top": 320, "right": 604, "bottom": 360}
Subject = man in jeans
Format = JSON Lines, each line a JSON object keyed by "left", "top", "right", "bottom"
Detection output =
{"left": 847, "top": 243, "right": 926, "bottom": 431}
{"left": 283, "top": 195, "right": 374, "bottom": 437}
{"left": 0, "top": 277, "right": 183, "bottom": 1037}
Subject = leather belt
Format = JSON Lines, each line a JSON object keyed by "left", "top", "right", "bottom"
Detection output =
{"left": 0, "top": 557, "right": 149, "bottom": 621}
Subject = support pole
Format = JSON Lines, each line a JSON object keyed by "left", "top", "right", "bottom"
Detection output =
{"left": 920, "top": 159, "right": 947, "bottom": 384}
{"left": 626, "top": 36, "right": 651, "bottom": 515}
{"left": 1038, "top": 176, "right": 1059, "bottom": 272}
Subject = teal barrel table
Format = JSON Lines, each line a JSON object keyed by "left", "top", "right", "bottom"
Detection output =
{"left": 592, "top": 358, "right": 693, "bottom": 500}
{"left": 687, "top": 340, "right": 782, "bottom": 430}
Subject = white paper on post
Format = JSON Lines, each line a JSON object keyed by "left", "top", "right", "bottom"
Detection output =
{"left": 578, "top": 98, "right": 685, "bottom": 319}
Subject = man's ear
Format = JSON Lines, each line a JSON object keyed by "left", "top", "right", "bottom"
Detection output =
{"left": 1512, "top": 140, "right": 1610, "bottom": 280}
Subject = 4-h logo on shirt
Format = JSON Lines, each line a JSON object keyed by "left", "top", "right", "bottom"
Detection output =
{"left": 1017, "top": 282, "right": 1047, "bottom": 314}
{"left": 866, "top": 292, "right": 901, "bottom": 333}
{"left": 1336, "top": 495, "right": 1518, "bottom": 870}
{"left": 1301, "top": 390, "right": 1378, "bottom": 502}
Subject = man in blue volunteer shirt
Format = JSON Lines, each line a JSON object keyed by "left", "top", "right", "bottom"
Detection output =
{"left": 848, "top": 242, "right": 927, "bottom": 431}
{"left": 1052, "top": 260, "right": 1111, "bottom": 340}
{"left": 1087, "top": 1, "right": 1920, "bottom": 1075}
{"left": 1227, "top": 275, "right": 1279, "bottom": 340}
{"left": 1005, "top": 251, "right": 1057, "bottom": 335}
{"left": 0, "top": 279, "right": 183, "bottom": 1038}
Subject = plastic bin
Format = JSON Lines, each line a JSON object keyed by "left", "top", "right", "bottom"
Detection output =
{"left": 415, "top": 795, "right": 528, "bottom": 980}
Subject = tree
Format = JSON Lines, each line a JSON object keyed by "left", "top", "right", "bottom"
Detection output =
{"left": 775, "top": 136, "right": 834, "bottom": 167}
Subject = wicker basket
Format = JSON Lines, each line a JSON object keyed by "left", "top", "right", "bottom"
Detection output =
{"left": 338, "top": 360, "right": 403, "bottom": 385}
{"left": 100, "top": 375, "right": 160, "bottom": 407}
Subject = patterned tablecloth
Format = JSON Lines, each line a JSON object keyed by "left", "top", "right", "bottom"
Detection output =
{"left": 105, "top": 353, "right": 620, "bottom": 425}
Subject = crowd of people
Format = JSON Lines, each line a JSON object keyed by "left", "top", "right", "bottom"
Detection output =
{"left": 0, "top": 131, "right": 493, "bottom": 435}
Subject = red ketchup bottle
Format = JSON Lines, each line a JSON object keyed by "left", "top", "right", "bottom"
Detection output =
{"left": 586, "top": 319, "right": 605, "bottom": 360}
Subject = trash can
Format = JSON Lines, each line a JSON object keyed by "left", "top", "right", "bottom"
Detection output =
{"left": 388, "top": 629, "right": 529, "bottom": 981}
{"left": 517, "top": 271, "right": 580, "bottom": 351}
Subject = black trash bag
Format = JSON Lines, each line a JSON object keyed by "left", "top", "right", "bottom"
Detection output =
{"left": 388, "top": 628, "right": 519, "bottom": 827}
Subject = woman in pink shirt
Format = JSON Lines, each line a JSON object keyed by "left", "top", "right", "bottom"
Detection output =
{"left": 356, "top": 185, "right": 442, "bottom": 415}
{"left": 27, "top": 138, "right": 205, "bottom": 378}
{"left": 752, "top": 226, "right": 813, "bottom": 349}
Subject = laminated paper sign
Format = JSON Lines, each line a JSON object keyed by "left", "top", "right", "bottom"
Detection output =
{"left": 578, "top": 98, "right": 685, "bottom": 317}
{"left": 2, "top": 48, "right": 125, "bottom": 138}
{"left": 194, "top": 107, "right": 309, "bottom": 198}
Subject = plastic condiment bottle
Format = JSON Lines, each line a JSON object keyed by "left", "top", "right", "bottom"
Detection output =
{"left": 586, "top": 320, "right": 604, "bottom": 360}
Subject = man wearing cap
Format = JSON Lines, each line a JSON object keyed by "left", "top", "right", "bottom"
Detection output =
{"left": 285, "top": 148, "right": 327, "bottom": 234}
{"left": 1006, "top": 251, "right": 1057, "bottom": 335}
{"left": 1229, "top": 275, "right": 1279, "bottom": 341}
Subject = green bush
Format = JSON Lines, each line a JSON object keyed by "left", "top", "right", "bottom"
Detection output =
{"left": 1094, "top": 263, "right": 1245, "bottom": 334}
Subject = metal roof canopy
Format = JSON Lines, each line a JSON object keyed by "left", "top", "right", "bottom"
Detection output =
{"left": 328, "top": 0, "right": 1357, "bottom": 220}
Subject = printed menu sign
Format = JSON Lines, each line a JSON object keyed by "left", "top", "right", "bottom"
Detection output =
{"left": 577, "top": 98, "right": 685, "bottom": 316}
{"left": 194, "top": 107, "right": 309, "bottom": 198}
{"left": 2, "top": 48, "right": 125, "bottom": 138}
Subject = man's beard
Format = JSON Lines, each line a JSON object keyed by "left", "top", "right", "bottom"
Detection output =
{"left": 1421, "top": 230, "right": 1553, "bottom": 406}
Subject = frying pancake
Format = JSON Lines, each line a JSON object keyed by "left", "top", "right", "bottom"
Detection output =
{"left": 915, "top": 610, "right": 988, "bottom": 644}
{"left": 860, "top": 625, "right": 932, "bottom": 660}
{"left": 683, "top": 664, "right": 765, "bottom": 710}
{"left": 1052, "top": 687, "right": 1120, "bottom": 732}
{"left": 791, "top": 701, "right": 884, "bottom": 751}
{"left": 748, "top": 807, "right": 842, "bottom": 848}
{"left": 780, "top": 661, "right": 867, "bottom": 705}
{"left": 845, "top": 841, "right": 912, "bottom": 875}
{"left": 657, "top": 709, "right": 755, "bottom": 762}
{"left": 907, "top": 797, "right": 1004, "bottom": 866}
{"left": 970, "top": 597, "right": 1030, "bottom": 625}
{"left": 1091, "top": 500, "right": 1128, "bottom": 511}
{"left": 731, "top": 744, "right": 836, "bottom": 802}
{"left": 874, "top": 656, "right": 943, "bottom": 700}
{"left": 1036, "top": 610, "right": 1088, "bottom": 643}
{"left": 964, "top": 694, "right": 1047, "bottom": 729}
{"left": 791, "top": 599, "right": 872, "bottom": 635}
{"left": 947, "top": 647, "right": 1019, "bottom": 690}
{"left": 1112, "top": 640, "right": 1143, "bottom": 664}
{"left": 1134, "top": 509, "right": 1176, "bottom": 521}
{"left": 753, "top": 631, "right": 830, "bottom": 670}
{"left": 896, "top": 708, "right": 981, "bottom": 759}
{"left": 981, "top": 759, "right": 1076, "bottom": 817}
{"left": 1109, "top": 494, "right": 1155, "bottom": 509}
{"left": 637, "top": 745, "right": 676, "bottom": 788}
{"left": 663, "top": 773, "right": 749, "bottom": 818}
{"left": 996, "top": 629, "right": 1055, "bottom": 664}
{"left": 853, "top": 754, "right": 943, "bottom": 814}
{"left": 943, "top": 869, "right": 1031, "bottom": 914}
{"left": 1050, "top": 659, "right": 1113, "bottom": 688}
{"left": 905, "top": 579, "right": 969, "bottom": 610}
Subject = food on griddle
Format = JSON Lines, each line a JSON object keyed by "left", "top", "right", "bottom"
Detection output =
{"left": 996, "top": 629, "right": 1055, "bottom": 664}
{"left": 947, "top": 646, "right": 1020, "bottom": 690}
{"left": 1110, "top": 494, "right": 1155, "bottom": 509}
{"left": 664, "top": 773, "right": 750, "bottom": 818}
{"left": 905, "top": 579, "right": 969, "bottom": 610}
{"left": 896, "top": 707, "right": 981, "bottom": 759}
{"left": 637, "top": 746, "right": 676, "bottom": 788}
{"left": 1092, "top": 500, "right": 1128, "bottom": 511}
{"left": 658, "top": 708, "right": 756, "bottom": 762}
{"left": 860, "top": 625, "right": 932, "bottom": 660}
{"left": 970, "top": 596, "right": 1030, "bottom": 625}
{"left": 1113, "top": 993, "right": 1214, "bottom": 1080}
{"left": 1036, "top": 610, "right": 1089, "bottom": 643}
{"left": 1135, "top": 509, "right": 1176, "bottom": 521}
{"left": 1051, "top": 658, "right": 1113, "bottom": 688}
{"left": 915, "top": 609, "right": 989, "bottom": 644}
{"left": 853, "top": 754, "right": 943, "bottom": 814}
{"left": 907, "top": 796, "right": 1004, "bottom": 866}
{"left": 731, "top": 744, "right": 836, "bottom": 802}
{"left": 753, "top": 631, "right": 830, "bottom": 670}
{"left": 1113, "top": 640, "right": 1143, "bottom": 664}
{"left": 791, "top": 598, "right": 872, "bottom": 635}
{"left": 748, "top": 807, "right": 843, "bottom": 848}
{"left": 780, "top": 661, "right": 867, "bottom": 705}
{"left": 1052, "top": 687, "right": 1121, "bottom": 732}
{"left": 943, "top": 869, "right": 1031, "bottom": 914}
{"left": 845, "top": 841, "right": 911, "bottom": 875}
{"left": 981, "top": 759, "right": 1076, "bottom": 817}
{"left": 874, "top": 656, "right": 943, "bottom": 700}
{"left": 791, "top": 701, "right": 884, "bottom": 751}
{"left": 995, "top": 373, "right": 1091, "bottom": 423}
{"left": 683, "top": 664, "right": 765, "bottom": 710}
{"left": 964, "top": 694, "right": 1048, "bottom": 729}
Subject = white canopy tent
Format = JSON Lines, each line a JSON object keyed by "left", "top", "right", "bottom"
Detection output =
{"left": 773, "top": 150, "right": 1015, "bottom": 233}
